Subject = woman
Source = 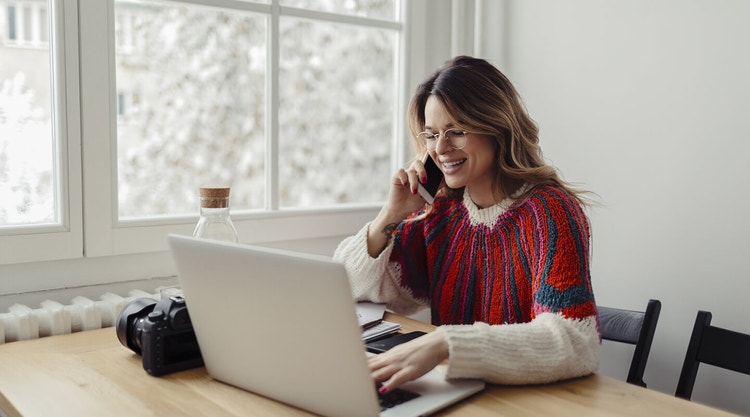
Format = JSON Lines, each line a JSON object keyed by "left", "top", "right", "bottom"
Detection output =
{"left": 333, "top": 56, "right": 599, "bottom": 394}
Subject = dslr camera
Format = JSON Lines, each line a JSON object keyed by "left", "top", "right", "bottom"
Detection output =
{"left": 116, "top": 295, "right": 204, "bottom": 376}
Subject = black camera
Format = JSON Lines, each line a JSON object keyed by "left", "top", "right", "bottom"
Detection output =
{"left": 116, "top": 296, "right": 204, "bottom": 376}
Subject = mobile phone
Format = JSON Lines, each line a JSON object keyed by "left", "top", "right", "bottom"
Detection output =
{"left": 416, "top": 156, "right": 443, "bottom": 204}
{"left": 365, "top": 331, "right": 427, "bottom": 354}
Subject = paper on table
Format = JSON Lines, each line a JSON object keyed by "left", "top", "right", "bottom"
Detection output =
{"left": 356, "top": 302, "right": 387, "bottom": 329}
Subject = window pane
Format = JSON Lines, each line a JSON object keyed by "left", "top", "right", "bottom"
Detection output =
{"left": 7, "top": 5, "right": 17, "bottom": 40}
{"left": 278, "top": 17, "right": 393, "bottom": 208}
{"left": 38, "top": 6, "right": 47, "bottom": 43}
{"left": 115, "top": 1, "right": 266, "bottom": 219}
{"left": 0, "top": 2, "right": 56, "bottom": 226}
{"left": 22, "top": 5, "right": 32, "bottom": 41}
{"left": 280, "top": 0, "right": 396, "bottom": 20}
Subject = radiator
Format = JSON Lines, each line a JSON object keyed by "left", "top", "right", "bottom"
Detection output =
{"left": 0, "top": 289, "right": 161, "bottom": 344}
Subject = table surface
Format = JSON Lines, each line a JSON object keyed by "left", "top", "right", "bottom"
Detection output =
{"left": 0, "top": 313, "right": 739, "bottom": 417}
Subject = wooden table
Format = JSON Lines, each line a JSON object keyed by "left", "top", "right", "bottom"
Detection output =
{"left": 0, "top": 313, "right": 739, "bottom": 417}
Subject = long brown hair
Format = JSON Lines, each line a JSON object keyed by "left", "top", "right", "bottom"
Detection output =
{"left": 407, "top": 56, "right": 588, "bottom": 205}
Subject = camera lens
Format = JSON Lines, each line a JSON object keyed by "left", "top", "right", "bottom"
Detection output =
{"left": 116, "top": 298, "right": 157, "bottom": 355}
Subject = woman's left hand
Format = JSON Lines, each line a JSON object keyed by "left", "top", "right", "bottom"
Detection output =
{"left": 368, "top": 330, "right": 449, "bottom": 393}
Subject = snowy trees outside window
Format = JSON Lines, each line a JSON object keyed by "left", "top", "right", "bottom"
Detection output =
{"left": 115, "top": 0, "right": 396, "bottom": 218}
{"left": 0, "top": 0, "right": 397, "bottom": 227}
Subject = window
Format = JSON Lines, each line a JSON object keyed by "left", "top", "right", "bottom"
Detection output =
{"left": 114, "top": 1, "right": 270, "bottom": 218}
{"left": 0, "top": 0, "right": 81, "bottom": 265}
{"left": 0, "top": 0, "right": 54, "bottom": 228}
{"left": 3, "top": 1, "right": 48, "bottom": 46}
{"left": 81, "top": 0, "right": 403, "bottom": 257}
{"left": 2, "top": 0, "right": 426, "bottom": 266}
{"left": 113, "top": 1, "right": 396, "bottom": 219}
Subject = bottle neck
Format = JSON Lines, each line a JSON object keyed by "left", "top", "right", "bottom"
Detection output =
{"left": 200, "top": 195, "right": 230, "bottom": 212}
{"left": 199, "top": 206, "right": 230, "bottom": 217}
{"left": 200, "top": 207, "right": 231, "bottom": 221}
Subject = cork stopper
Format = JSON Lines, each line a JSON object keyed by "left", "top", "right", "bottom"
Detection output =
{"left": 199, "top": 186, "right": 231, "bottom": 208}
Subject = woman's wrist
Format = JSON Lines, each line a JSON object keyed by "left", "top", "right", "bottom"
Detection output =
{"left": 366, "top": 205, "right": 408, "bottom": 257}
{"left": 427, "top": 329, "right": 450, "bottom": 364}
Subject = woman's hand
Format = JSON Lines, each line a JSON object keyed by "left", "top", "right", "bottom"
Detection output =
{"left": 366, "top": 156, "right": 433, "bottom": 257}
{"left": 387, "top": 157, "right": 433, "bottom": 217}
{"left": 368, "top": 330, "right": 449, "bottom": 393}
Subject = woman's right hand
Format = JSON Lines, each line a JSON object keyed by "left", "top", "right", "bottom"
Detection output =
{"left": 366, "top": 157, "right": 432, "bottom": 257}
{"left": 386, "top": 158, "right": 432, "bottom": 218}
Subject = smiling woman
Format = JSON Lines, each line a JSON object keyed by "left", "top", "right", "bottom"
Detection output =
{"left": 334, "top": 56, "right": 599, "bottom": 394}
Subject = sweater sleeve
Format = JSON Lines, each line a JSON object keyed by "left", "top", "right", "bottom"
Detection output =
{"left": 437, "top": 313, "right": 600, "bottom": 384}
{"left": 332, "top": 222, "right": 427, "bottom": 316}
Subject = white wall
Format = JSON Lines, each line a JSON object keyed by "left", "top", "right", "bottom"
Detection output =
{"left": 496, "top": 1, "right": 750, "bottom": 414}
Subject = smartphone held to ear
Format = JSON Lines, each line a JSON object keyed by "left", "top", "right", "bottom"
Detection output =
{"left": 417, "top": 156, "right": 444, "bottom": 204}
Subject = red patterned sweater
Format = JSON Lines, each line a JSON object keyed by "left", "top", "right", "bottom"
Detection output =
{"left": 333, "top": 185, "right": 600, "bottom": 384}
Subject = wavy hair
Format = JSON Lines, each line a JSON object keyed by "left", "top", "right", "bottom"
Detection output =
{"left": 407, "top": 56, "right": 588, "bottom": 206}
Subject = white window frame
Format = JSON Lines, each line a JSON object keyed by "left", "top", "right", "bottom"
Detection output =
{"left": 0, "top": 0, "right": 82, "bottom": 265}
{"left": 80, "top": 0, "right": 406, "bottom": 257}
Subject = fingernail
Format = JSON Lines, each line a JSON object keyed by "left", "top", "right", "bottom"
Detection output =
{"left": 378, "top": 385, "right": 388, "bottom": 394}
{"left": 421, "top": 176, "right": 427, "bottom": 184}
{"left": 412, "top": 188, "right": 417, "bottom": 194}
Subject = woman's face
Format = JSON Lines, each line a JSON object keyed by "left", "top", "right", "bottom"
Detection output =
{"left": 424, "top": 95, "right": 497, "bottom": 207}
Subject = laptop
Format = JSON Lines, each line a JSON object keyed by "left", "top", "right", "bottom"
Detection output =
{"left": 167, "top": 234, "right": 485, "bottom": 417}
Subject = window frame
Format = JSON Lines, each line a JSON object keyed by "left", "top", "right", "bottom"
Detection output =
{"left": 80, "top": 0, "right": 402, "bottom": 257}
{"left": 0, "top": 0, "right": 83, "bottom": 265}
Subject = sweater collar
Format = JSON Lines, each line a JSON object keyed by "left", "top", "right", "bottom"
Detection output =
{"left": 463, "top": 184, "right": 529, "bottom": 227}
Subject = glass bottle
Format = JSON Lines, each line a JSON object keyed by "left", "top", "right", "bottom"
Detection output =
{"left": 192, "top": 186, "right": 239, "bottom": 242}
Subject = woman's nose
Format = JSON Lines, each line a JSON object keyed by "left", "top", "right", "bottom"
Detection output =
{"left": 434, "top": 134, "right": 452, "bottom": 154}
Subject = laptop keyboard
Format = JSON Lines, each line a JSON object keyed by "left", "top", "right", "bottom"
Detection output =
{"left": 377, "top": 385, "right": 421, "bottom": 411}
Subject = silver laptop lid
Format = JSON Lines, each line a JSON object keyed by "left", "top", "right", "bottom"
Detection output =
{"left": 168, "top": 234, "right": 381, "bottom": 417}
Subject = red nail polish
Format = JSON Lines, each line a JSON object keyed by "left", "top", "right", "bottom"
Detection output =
{"left": 378, "top": 385, "right": 388, "bottom": 394}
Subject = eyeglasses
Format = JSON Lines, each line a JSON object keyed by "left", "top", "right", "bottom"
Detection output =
{"left": 416, "top": 128, "right": 470, "bottom": 150}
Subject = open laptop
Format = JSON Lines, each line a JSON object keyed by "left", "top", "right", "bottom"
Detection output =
{"left": 167, "top": 234, "right": 485, "bottom": 417}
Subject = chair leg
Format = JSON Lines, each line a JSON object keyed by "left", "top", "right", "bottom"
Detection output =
{"left": 627, "top": 299, "right": 661, "bottom": 388}
{"left": 675, "top": 311, "right": 712, "bottom": 400}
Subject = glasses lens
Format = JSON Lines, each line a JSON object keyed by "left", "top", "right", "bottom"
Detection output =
{"left": 417, "top": 132, "right": 437, "bottom": 150}
{"left": 418, "top": 130, "right": 469, "bottom": 150}
{"left": 446, "top": 129, "right": 468, "bottom": 149}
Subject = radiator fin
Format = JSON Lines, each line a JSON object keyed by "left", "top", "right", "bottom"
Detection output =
{"left": 0, "top": 289, "right": 161, "bottom": 344}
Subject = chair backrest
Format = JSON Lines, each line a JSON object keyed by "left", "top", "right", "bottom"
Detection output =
{"left": 675, "top": 310, "right": 750, "bottom": 400}
{"left": 597, "top": 299, "right": 661, "bottom": 387}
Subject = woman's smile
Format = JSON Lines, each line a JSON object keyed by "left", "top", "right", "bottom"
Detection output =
{"left": 440, "top": 158, "right": 467, "bottom": 175}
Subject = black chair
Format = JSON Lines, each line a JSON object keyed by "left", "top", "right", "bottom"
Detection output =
{"left": 675, "top": 310, "right": 750, "bottom": 400}
{"left": 597, "top": 299, "right": 661, "bottom": 387}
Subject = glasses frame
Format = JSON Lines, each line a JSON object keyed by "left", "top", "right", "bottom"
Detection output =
{"left": 416, "top": 128, "right": 470, "bottom": 151}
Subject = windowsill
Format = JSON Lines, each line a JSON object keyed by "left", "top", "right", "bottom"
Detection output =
{"left": 0, "top": 233, "right": 352, "bottom": 299}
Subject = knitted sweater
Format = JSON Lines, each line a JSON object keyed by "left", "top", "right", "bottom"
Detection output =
{"left": 333, "top": 185, "right": 600, "bottom": 385}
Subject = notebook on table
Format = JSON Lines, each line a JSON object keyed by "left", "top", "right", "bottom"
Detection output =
{"left": 167, "top": 234, "right": 485, "bottom": 417}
